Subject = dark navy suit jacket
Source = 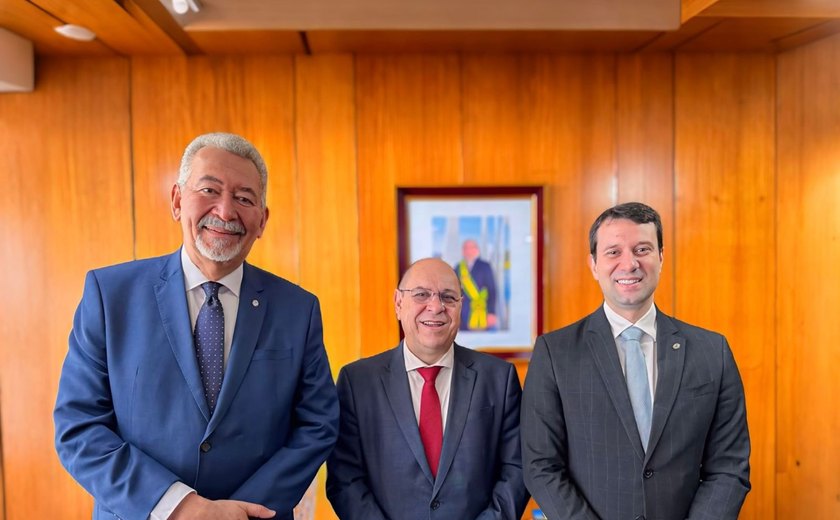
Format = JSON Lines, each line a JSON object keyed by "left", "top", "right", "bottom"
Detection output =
{"left": 54, "top": 250, "right": 339, "bottom": 520}
{"left": 326, "top": 344, "right": 529, "bottom": 519}
{"left": 521, "top": 306, "right": 750, "bottom": 520}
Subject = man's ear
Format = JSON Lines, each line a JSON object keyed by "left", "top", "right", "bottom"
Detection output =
{"left": 170, "top": 184, "right": 182, "bottom": 221}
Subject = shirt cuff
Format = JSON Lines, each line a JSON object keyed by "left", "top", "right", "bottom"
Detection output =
{"left": 149, "top": 482, "right": 196, "bottom": 520}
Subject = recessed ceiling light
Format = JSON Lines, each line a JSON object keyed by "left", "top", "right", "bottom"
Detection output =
{"left": 54, "top": 24, "right": 96, "bottom": 42}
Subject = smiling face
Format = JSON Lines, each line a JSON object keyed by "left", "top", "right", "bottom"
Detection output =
{"left": 395, "top": 258, "right": 462, "bottom": 365}
{"left": 171, "top": 146, "right": 269, "bottom": 280}
{"left": 589, "top": 217, "right": 662, "bottom": 322}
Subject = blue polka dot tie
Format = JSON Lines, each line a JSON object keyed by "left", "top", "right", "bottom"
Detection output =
{"left": 195, "top": 281, "right": 224, "bottom": 415}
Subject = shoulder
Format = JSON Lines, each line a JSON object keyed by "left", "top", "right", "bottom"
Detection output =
{"left": 538, "top": 311, "right": 599, "bottom": 346}
{"left": 659, "top": 312, "right": 726, "bottom": 344}
{"left": 340, "top": 346, "right": 398, "bottom": 378}
{"left": 88, "top": 253, "right": 173, "bottom": 286}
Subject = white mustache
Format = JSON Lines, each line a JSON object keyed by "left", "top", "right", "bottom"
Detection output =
{"left": 198, "top": 215, "right": 244, "bottom": 235}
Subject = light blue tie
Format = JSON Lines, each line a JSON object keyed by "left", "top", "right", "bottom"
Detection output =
{"left": 621, "top": 326, "right": 652, "bottom": 451}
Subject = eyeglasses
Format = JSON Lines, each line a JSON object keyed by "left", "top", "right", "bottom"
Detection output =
{"left": 397, "top": 287, "right": 463, "bottom": 307}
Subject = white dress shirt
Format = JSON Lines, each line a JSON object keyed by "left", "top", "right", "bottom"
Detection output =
{"left": 403, "top": 341, "right": 454, "bottom": 431}
{"left": 149, "top": 248, "right": 245, "bottom": 520}
{"left": 603, "top": 302, "right": 658, "bottom": 403}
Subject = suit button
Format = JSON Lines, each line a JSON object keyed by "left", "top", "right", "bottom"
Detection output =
{"left": 643, "top": 468, "right": 653, "bottom": 479}
{"left": 200, "top": 441, "right": 211, "bottom": 453}
{"left": 430, "top": 500, "right": 440, "bottom": 510}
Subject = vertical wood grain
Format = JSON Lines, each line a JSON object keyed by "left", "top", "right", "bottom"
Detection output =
{"left": 130, "top": 55, "right": 299, "bottom": 281}
{"left": 777, "top": 34, "right": 840, "bottom": 519}
{"left": 675, "top": 52, "right": 776, "bottom": 520}
{"left": 0, "top": 57, "right": 132, "bottom": 519}
{"left": 355, "top": 54, "right": 464, "bottom": 359}
{"left": 617, "top": 53, "right": 675, "bottom": 315}
{"left": 462, "top": 54, "right": 617, "bottom": 333}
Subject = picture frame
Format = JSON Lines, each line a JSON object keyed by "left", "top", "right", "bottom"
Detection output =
{"left": 397, "top": 186, "right": 543, "bottom": 351}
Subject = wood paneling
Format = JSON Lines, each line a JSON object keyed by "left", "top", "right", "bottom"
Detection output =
{"left": 296, "top": 53, "right": 359, "bottom": 520}
{"left": 674, "top": 52, "right": 776, "bottom": 519}
{"left": 617, "top": 53, "right": 675, "bottom": 314}
{"left": 30, "top": 0, "right": 182, "bottom": 55}
{"left": 188, "top": 30, "right": 305, "bottom": 54}
{"left": 777, "top": 33, "right": 840, "bottom": 519}
{"left": 0, "top": 0, "right": 114, "bottom": 56}
{"left": 308, "top": 30, "right": 661, "bottom": 53}
{"left": 0, "top": 57, "right": 132, "bottom": 518}
{"left": 461, "top": 54, "right": 616, "bottom": 329}
{"left": 130, "top": 55, "right": 299, "bottom": 281}
{"left": 355, "top": 54, "right": 463, "bottom": 358}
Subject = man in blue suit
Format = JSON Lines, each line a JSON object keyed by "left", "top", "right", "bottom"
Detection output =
{"left": 54, "top": 133, "right": 339, "bottom": 520}
{"left": 521, "top": 202, "right": 750, "bottom": 519}
{"left": 326, "top": 258, "right": 528, "bottom": 519}
{"left": 455, "top": 239, "right": 498, "bottom": 331}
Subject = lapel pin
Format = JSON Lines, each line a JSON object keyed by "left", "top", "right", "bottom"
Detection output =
{"left": 672, "top": 343, "right": 681, "bottom": 350}
{"left": 252, "top": 299, "right": 259, "bottom": 307}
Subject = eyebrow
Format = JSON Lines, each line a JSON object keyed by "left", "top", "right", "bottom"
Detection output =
{"left": 195, "top": 175, "right": 258, "bottom": 197}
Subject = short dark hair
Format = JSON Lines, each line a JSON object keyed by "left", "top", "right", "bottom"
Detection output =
{"left": 588, "top": 202, "right": 663, "bottom": 257}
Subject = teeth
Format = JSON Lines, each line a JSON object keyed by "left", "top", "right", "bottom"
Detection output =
{"left": 421, "top": 321, "right": 444, "bottom": 326}
{"left": 617, "top": 279, "right": 639, "bottom": 285}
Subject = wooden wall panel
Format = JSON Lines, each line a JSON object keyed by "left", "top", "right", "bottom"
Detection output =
{"left": 462, "top": 54, "right": 617, "bottom": 332}
{"left": 674, "top": 52, "right": 776, "bottom": 520}
{"left": 130, "top": 56, "right": 299, "bottom": 281}
{"left": 0, "top": 57, "right": 132, "bottom": 519}
{"left": 295, "top": 54, "right": 359, "bottom": 520}
{"left": 355, "top": 54, "right": 464, "bottom": 359}
{"left": 616, "top": 53, "right": 675, "bottom": 315}
{"left": 777, "top": 34, "right": 840, "bottom": 519}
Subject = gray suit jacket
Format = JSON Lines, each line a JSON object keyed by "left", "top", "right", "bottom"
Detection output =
{"left": 521, "top": 306, "right": 750, "bottom": 520}
{"left": 326, "top": 344, "right": 529, "bottom": 520}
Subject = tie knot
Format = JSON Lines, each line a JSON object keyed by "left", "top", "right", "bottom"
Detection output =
{"left": 620, "top": 326, "right": 644, "bottom": 343}
{"left": 417, "top": 366, "right": 443, "bottom": 383}
{"left": 201, "top": 281, "right": 222, "bottom": 299}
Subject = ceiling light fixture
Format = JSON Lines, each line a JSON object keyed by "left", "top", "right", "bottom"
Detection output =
{"left": 172, "top": 0, "right": 201, "bottom": 15}
{"left": 54, "top": 24, "right": 96, "bottom": 42}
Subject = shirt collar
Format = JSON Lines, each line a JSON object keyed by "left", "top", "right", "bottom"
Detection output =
{"left": 403, "top": 340, "right": 455, "bottom": 372}
{"left": 603, "top": 301, "right": 657, "bottom": 341}
{"left": 180, "top": 246, "right": 244, "bottom": 297}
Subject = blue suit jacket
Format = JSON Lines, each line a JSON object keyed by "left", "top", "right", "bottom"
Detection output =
{"left": 54, "top": 251, "right": 339, "bottom": 520}
{"left": 326, "top": 344, "right": 529, "bottom": 520}
{"left": 521, "top": 306, "right": 750, "bottom": 520}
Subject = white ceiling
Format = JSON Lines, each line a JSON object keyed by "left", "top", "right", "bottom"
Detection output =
{"left": 163, "top": 0, "right": 681, "bottom": 31}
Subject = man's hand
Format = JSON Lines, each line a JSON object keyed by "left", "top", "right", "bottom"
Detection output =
{"left": 170, "top": 493, "right": 276, "bottom": 520}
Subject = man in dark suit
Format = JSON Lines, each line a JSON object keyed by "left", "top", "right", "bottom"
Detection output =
{"left": 456, "top": 239, "right": 498, "bottom": 331}
{"left": 54, "top": 133, "right": 339, "bottom": 520}
{"left": 326, "top": 258, "right": 529, "bottom": 519}
{"left": 521, "top": 202, "right": 750, "bottom": 520}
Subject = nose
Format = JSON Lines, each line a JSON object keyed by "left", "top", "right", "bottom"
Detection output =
{"left": 216, "top": 192, "right": 238, "bottom": 221}
{"left": 619, "top": 253, "right": 639, "bottom": 271}
{"left": 427, "top": 292, "right": 448, "bottom": 312}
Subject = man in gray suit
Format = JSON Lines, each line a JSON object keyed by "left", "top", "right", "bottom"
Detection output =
{"left": 327, "top": 258, "right": 529, "bottom": 519}
{"left": 521, "top": 202, "right": 750, "bottom": 520}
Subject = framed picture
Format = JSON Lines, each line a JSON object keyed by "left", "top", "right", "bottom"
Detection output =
{"left": 397, "top": 186, "right": 543, "bottom": 351}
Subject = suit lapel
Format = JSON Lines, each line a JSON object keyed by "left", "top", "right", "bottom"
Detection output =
{"left": 646, "top": 311, "right": 685, "bottom": 460}
{"left": 208, "top": 262, "right": 266, "bottom": 431}
{"left": 433, "top": 345, "right": 475, "bottom": 495}
{"left": 382, "top": 345, "right": 436, "bottom": 484}
{"left": 154, "top": 251, "right": 211, "bottom": 420}
{"left": 586, "top": 309, "right": 646, "bottom": 460}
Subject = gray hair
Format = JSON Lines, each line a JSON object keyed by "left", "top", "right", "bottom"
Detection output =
{"left": 177, "top": 132, "right": 268, "bottom": 207}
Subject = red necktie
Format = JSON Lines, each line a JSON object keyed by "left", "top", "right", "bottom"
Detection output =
{"left": 417, "top": 366, "right": 443, "bottom": 478}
